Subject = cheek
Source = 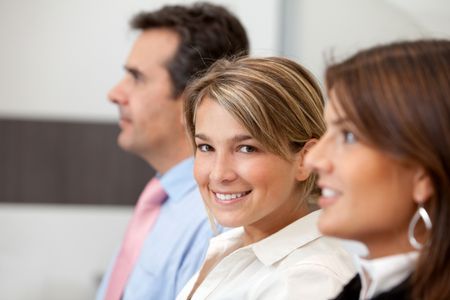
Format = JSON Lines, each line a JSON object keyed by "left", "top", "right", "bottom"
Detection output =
{"left": 236, "top": 160, "right": 266, "bottom": 184}
{"left": 243, "top": 161, "right": 288, "bottom": 194}
{"left": 193, "top": 155, "right": 210, "bottom": 185}
{"left": 337, "top": 151, "right": 386, "bottom": 198}
{"left": 340, "top": 160, "right": 415, "bottom": 225}
{"left": 132, "top": 98, "right": 153, "bottom": 123}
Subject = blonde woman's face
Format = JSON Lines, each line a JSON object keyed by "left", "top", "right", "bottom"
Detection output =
{"left": 193, "top": 97, "right": 307, "bottom": 236}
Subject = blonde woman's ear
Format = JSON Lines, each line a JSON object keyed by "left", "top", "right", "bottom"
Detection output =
{"left": 412, "top": 167, "right": 434, "bottom": 204}
{"left": 295, "top": 139, "right": 318, "bottom": 181}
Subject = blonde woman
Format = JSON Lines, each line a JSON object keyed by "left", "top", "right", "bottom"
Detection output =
{"left": 176, "top": 57, "right": 355, "bottom": 299}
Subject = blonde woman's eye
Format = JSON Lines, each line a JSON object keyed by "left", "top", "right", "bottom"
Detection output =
{"left": 342, "top": 130, "right": 357, "bottom": 144}
{"left": 197, "top": 144, "right": 213, "bottom": 152}
{"left": 239, "top": 145, "right": 256, "bottom": 153}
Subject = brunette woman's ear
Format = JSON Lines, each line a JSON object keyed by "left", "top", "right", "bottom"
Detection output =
{"left": 412, "top": 167, "right": 434, "bottom": 204}
{"left": 296, "top": 139, "right": 318, "bottom": 181}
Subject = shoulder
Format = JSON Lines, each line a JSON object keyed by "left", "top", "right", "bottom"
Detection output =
{"left": 372, "top": 277, "right": 411, "bottom": 300}
{"left": 250, "top": 238, "right": 356, "bottom": 300}
{"left": 279, "top": 236, "right": 356, "bottom": 280}
{"left": 163, "top": 186, "right": 207, "bottom": 222}
{"left": 333, "top": 275, "right": 361, "bottom": 300}
{"left": 148, "top": 189, "right": 212, "bottom": 258}
{"left": 334, "top": 276, "right": 412, "bottom": 300}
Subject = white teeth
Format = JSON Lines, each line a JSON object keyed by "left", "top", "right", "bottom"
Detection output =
{"left": 322, "top": 188, "right": 338, "bottom": 198}
{"left": 215, "top": 192, "right": 247, "bottom": 201}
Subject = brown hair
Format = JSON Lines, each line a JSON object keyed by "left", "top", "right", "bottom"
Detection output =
{"left": 185, "top": 56, "right": 325, "bottom": 201}
{"left": 131, "top": 2, "right": 249, "bottom": 97}
{"left": 326, "top": 39, "right": 450, "bottom": 300}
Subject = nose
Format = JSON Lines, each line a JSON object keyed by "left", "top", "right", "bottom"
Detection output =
{"left": 209, "top": 152, "right": 237, "bottom": 183}
{"left": 108, "top": 78, "right": 128, "bottom": 106}
{"left": 304, "top": 136, "right": 333, "bottom": 174}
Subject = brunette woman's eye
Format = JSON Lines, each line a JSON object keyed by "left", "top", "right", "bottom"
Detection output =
{"left": 342, "top": 130, "right": 357, "bottom": 144}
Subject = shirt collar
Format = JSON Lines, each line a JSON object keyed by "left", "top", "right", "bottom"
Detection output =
{"left": 158, "top": 157, "right": 197, "bottom": 203}
{"left": 206, "top": 210, "right": 322, "bottom": 265}
{"left": 252, "top": 210, "right": 322, "bottom": 266}
{"left": 357, "top": 251, "right": 418, "bottom": 299}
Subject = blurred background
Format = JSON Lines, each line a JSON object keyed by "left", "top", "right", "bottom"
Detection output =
{"left": 0, "top": 0, "right": 449, "bottom": 299}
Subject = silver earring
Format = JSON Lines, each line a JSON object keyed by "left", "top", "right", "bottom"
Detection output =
{"left": 408, "top": 203, "right": 432, "bottom": 250}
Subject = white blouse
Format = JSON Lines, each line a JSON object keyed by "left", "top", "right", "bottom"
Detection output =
{"left": 176, "top": 210, "right": 356, "bottom": 300}
{"left": 357, "top": 251, "right": 418, "bottom": 299}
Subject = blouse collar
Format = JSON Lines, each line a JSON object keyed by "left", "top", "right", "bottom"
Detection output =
{"left": 357, "top": 251, "right": 418, "bottom": 299}
{"left": 208, "top": 210, "right": 323, "bottom": 266}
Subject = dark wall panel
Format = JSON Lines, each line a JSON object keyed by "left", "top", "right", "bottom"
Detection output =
{"left": 0, "top": 118, "right": 155, "bottom": 205}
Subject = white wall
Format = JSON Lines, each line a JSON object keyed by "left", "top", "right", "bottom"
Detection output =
{"left": 0, "top": 0, "right": 280, "bottom": 122}
{"left": 0, "top": 204, "right": 132, "bottom": 300}
{"left": 1, "top": 0, "right": 449, "bottom": 121}
{"left": 282, "top": 0, "right": 450, "bottom": 86}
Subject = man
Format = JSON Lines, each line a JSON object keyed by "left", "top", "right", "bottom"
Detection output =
{"left": 96, "top": 3, "right": 249, "bottom": 300}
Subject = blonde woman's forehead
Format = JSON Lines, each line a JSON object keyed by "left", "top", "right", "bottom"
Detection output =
{"left": 194, "top": 98, "right": 254, "bottom": 141}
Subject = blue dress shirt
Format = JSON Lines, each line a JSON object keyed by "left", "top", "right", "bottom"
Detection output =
{"left": 96, "top": 157, "right": 213, "bottom": 300}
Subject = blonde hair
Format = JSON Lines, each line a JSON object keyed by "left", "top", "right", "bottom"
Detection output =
{"left": 185, "top": 56, "right": 325, "bottom": 201}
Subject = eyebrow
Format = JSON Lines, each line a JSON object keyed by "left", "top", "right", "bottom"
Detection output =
{"left": 124, "top": 65, "right": 144, "bottom": 79}
{"left": 330, "top": 117, "right": 351, "bottom": 126}
{"left": 194, "top": 133, "right": 254, "bottom": 143}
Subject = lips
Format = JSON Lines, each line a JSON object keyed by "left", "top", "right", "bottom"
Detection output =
{"left": 321, "top": 187, "right": 338, "bottom": 198}
{"left": 118, "top": 110, "right": 132, "bottom": 128}
{"left": 118, "top": 118, "right": 131, "bottom": 129}
{"left": 213, "top": 190, "right": 251, "bottom": 203}
{"left": 119, "top": 108, "right": 132, "bottom": 124}
{"left": 318, "top": 186, "right": 341, "bottom": 208}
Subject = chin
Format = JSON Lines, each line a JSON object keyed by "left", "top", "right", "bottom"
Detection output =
{"left": 117, "top": 132, "right": 130, "bottom": 147}
{"left": 117, "top": 134, "right": 140, "bottom": 154}
{"left": 318, "top": 218, "right": 354, "bottom": 241}
{"left": 213, "top": 214, "right": 243, "bottom": 228}
{"left": 118, "top": 142, "right": 134, "bottom": 154}
{"left": 317, "top": 214, "right": 339, "bottom": 237}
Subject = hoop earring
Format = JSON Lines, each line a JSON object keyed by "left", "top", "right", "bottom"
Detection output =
{"left": 408, "top": 204, "right": 432, "bottom": 250}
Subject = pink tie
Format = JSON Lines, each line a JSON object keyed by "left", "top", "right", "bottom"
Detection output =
{"left": 104, "top": 177, "right": 167, "bottom": 300}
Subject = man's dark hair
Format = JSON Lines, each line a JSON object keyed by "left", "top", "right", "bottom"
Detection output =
{"left": 130, "top": 2, "right": 249, "bottom": 97}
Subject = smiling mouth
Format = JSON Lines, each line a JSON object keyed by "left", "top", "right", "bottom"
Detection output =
{"left": 321, "top": 187, "right": 339, "bottom": 198}
{"left": 214, "top": 191, "right": 251, "bottom": 201}
{"left": 318, "top": 187, "right": 341, "bottom": 209}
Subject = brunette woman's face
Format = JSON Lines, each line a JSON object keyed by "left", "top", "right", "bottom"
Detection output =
{"left": 305, "top": 93, "right": 424, "bottom": 258}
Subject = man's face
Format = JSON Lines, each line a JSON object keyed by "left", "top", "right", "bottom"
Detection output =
{"left": 108, "top": 29, "right": 183, "bottom": 163}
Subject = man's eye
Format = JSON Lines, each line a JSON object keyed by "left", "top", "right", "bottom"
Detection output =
{"left": 342, "top": 130, "right": 357, "bottom": 144}
{"left": 239, "top": 145, "right": 256, "bottom": 153}
{"left": 127, "top": 70, "right": 143, "bottom": 83}
{"left": 197, "top": 144, "right": 213, "bottom": 152}
{"left": 132, "top": 74, "right": 142, "bottom": 82}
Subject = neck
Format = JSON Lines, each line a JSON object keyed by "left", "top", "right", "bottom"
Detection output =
{"left": 143, "top": 138, "right": 192, "bottom": 175}
{"left": 242, "top": 204, "right": 309, "bottom": 246}
{"left": 365, "top": 234, "right": 418, "bottom": 259}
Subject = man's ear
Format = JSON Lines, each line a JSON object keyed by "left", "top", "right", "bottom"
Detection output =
{"left": 412, "top": 167, "right": 434, "bottom": 204}
{"left": 295, "top": 139, "right": 318, "bottom": 181}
